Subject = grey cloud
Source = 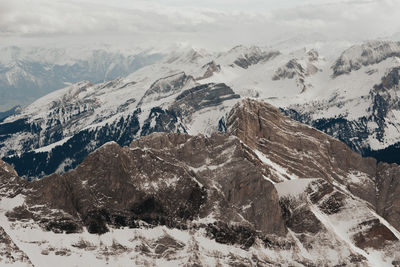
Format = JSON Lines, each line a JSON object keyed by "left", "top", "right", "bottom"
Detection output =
{"left": 0, "top": 0, "right": 399, "bottom": 48}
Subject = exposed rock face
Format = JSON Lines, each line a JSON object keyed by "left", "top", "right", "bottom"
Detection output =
{"left": 130, "top": 133, "right": 285, "bottom": 235}
{"left": 4, "top": 41, "right": 400, "bottom": 185}
{"left": 227, "top": 99, "right": 400, "bottom": 232}
{"left": 227, "top": 99, "right": 376, "bottom": 181}
{"left": 375, "top": 162, "right": 400, "bottom": 231}
{"left": 11, "top": 98, "right": 398, "bottom": 240}
{"left": 0, "top": 161, "right": 32, "bottom": 266}
{"left": 279, "top": 178, "right": 399, "bottom": 264}
{"left": 8, "top": 133, "right": 285, "bottom": 238}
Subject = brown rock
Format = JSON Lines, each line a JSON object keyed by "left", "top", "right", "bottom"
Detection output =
{"left": 226, "top": 99, "right": 400, "bottom": 232}
{"left": 353, "top": 219, "right": 398, "bottom": 249}
{"left": 14, "top": 133, "right": 286, "bottom": 237}
{"left": 0, "top": 160, "right": 26, "bottom": 198}
{"left": 375, "top": 162, "right": 400, "bottom": 231}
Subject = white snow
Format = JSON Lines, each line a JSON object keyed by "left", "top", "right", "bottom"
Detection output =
{"left": 274, "top": 178, "right": 316, "bottom": 197}
{"left": 309, "top": 204, "right": 393, "bottom": 267}
{"left": 34, "top": 136, "right": 72, "bottom": 153}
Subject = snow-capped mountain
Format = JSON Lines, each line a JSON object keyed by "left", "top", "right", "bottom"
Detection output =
{"left": 0, "top": 99, "right": 399, "bottom": 266}
{"left": 3, "top": 40, "right": 400, "bottom": 179}
{"left": 331, "top": 41, "right": 400, "bottom": 77}
{"left": 280, "top": 41, "right": 400, "bottom": 162}
{"left": 0, "top": 46, "right": 163, "bottom": 111}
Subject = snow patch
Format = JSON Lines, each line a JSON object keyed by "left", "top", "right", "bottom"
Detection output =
{"left": 274, "top": 178, "right": 316, "bottom": 197}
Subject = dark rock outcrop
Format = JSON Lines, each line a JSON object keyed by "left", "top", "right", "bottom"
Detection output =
{"left": 171, "top": 83, "right": 240, "bottom": 119}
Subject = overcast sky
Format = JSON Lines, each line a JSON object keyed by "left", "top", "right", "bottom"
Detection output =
{"left": 1, "top": 0, "right": 400, "bottom": 49}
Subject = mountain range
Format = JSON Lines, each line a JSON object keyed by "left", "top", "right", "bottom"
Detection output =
{"left": 0, "top": 46, "right": 163, "bottom": 111}
{"left": 2, "top": 41, "right": 400, "bottom": 178}
{"left": 0, "top": 40, "right": 400, "bottom": 265}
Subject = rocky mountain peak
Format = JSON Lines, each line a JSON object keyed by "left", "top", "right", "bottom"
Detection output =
{"left": 232, "top": 100, "right": 370, "bottom": 179}
{"left": 227, "top": 100, "right": 400, "bottom": 237}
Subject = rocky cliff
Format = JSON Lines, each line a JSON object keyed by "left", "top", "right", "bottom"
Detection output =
{"left": 229, "top": 100, "right": 400, "bottom": 232}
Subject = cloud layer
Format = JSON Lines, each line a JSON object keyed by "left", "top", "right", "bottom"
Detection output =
{"left": 1, "top": 0, "right": 399, "bottom": 48}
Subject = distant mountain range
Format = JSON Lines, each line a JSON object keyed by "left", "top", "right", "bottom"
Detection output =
{"left": 0, "top": 46, "right": 163, "bottom": 111}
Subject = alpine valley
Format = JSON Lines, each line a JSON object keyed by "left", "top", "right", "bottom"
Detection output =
{"left": 0, "top": 40, "right": 400, "bottom": 266}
